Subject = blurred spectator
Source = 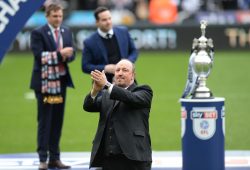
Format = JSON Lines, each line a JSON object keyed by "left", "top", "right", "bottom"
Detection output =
{"left": 97, "top": 0, "right": 114, "bottom": 9}
{"left": 77, "top": 0, "right": 97, "bottom": 10}
{"left": 97, "top": 0, "right": 137, "bottom": 25}
{"left": 111, "top": 10, "right": 136, "bottom": 25}
{"left": 177, "top": 0, "right": 200, "bottom": 23}
{"left": 149, "top": 0, "right": 178, "bottom": 24}
{"left": 200, "top": 0, "right": 221, "bottom": 11}
{"left": 97, "top": 0, "right": 134, "bottom": 10}
{"left": 238, "top": 0, "right": 250, "bottom": 9}
{"left": 134, "top": 0, "right": 149, "bottom": 21}
{"left": 76, "top": 0, "right": 149, "bottom": 25}
{"left": 221, "top": 0, "right": 238, "bottom": 10}
{"left": 111, "top": 0, "right": 134, "bottom": 10}
{"left": 51, "top": 0, "right": 250, "bottom": 26}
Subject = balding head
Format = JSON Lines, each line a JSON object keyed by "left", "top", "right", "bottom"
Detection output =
{"left": 114, "top": 59, "right": 135, "bottom": 88}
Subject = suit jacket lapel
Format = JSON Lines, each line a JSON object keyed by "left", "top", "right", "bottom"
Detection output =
{"left": 114, "top": 28, "right": 124, "bottom": 58}
{"left": 95, "top": 33, "right": 108, "bottom": 63}
{"left": 113, "top": 100, "right": 119, "bottom": 109}
{"left": 44, "top": 25, "right": 57, "bottom": 50}
{"left": 127, "top": 83, "right": 136, "bottom": 91}
{"left": 103, "top": 94, "right": 116, "bottom": 118}
{"left": 60, "top": 27, "right": 65, "bottom": 48}
{"left": 112, "top": 83, "right": 136, "bottom": 109}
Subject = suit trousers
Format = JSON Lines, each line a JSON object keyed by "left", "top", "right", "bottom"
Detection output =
{"left": 102, "top": 154, "right": 151, "bottom": 170}
{"left": 35, "top": 76, "right": 67, "bottom": 162}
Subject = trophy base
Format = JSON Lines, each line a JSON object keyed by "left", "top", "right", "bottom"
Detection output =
{"left": 192, "top": 85, "right": 213, "bottom": 99}
{"left": 192, "top": 91, "right": 213, "bottom": 99}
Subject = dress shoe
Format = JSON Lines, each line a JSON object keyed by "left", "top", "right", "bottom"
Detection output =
{"left": 48, "top": 160, "right": 71, "bottom": 169}
{"left": 38, "top": 162, "right": 48, "bottom": 170}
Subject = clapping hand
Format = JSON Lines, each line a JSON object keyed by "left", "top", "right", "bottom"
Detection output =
{"left": 90, "top": 70, "right": 107, "bottom": 96}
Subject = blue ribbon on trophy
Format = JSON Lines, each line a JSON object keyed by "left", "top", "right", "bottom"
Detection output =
{"left": 0, "top": 0, "right": 45, "bottom": 64}
{"left": 181, "top": 20, "right": 215, "bottom": 99}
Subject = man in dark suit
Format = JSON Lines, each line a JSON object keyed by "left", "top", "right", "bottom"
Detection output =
{"left": 83, "top": 59, "right": 153, "bottom": 170}
{"left": 30, "top": 3, "right": 74, "bottom": 170}
{"left": 82, "top": 6, "right": 138, "bottom": 83}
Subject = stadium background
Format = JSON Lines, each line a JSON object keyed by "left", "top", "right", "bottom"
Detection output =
{"left": 0, "top": 0, "right": 250, "bottom": 154}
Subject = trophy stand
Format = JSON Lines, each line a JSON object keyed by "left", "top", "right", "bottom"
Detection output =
{"left": 180, "top": 21, "right": 226, "bottom": 170}
{"left": 180, "top": 98, "right": 225, "bottom": 170}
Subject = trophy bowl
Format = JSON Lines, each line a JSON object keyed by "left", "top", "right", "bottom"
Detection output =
{"left": 193, "top": 50, "right": 212, "bottom": 78}
{"left": 192, "top": 49, "right": 213, "bottom": 98}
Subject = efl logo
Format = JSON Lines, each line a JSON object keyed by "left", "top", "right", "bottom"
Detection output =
{"left": 191, "top": 107, "right": 217, "bottom": 140}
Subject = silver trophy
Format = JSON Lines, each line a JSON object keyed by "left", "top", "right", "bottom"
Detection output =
{"left": 191, "top": 20, "right": 214, "bottom": 98}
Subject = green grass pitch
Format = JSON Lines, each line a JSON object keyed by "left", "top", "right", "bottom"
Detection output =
{"left": 0, "top": 51, "right": 249, "bottom": 153}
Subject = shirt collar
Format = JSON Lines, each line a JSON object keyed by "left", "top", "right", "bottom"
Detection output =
{"left": 97, "top": 28, "right": 114, "bottom": 39}
{"left": 125, "top": 82, "right": 135, "bottom": 89}
{"left": 48, "top": 24, "right": 60, "bottom": 33}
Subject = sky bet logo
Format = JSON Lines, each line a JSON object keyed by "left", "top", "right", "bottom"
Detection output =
{"left": 191, "top": 108, "right": 217, "bottom": 140}
{"left": 191, "top": 111, "right": 217, "bottom": 119}
{"left": 0, "top": 0, "right": 27, "bottom": 33}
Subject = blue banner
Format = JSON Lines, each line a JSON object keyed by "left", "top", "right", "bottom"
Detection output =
{"left": 0, "top": 0, "right": 45, "bottom": 63}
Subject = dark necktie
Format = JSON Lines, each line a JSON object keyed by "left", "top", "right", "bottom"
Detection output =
{"left": 106, "top": 33, "right": 111, "bottom": 39}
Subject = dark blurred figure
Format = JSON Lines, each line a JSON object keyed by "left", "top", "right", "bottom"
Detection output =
{"left": 134, "top": 0, "right": 149, "bottom": 21}
{"left": 77, "top": 0, "right": 98, "bottom": 10}
{"left": 238, "top": 0, "right": 250, "bottom": 9}
{"left": 199, "top": 0, "right": 221, "bottom": 11}
{"left": 221, "top": 0, "right": 238, "bottom": 9}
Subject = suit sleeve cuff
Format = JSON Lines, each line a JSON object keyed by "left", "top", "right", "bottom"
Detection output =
{"left": 107, "top": 84, "right": 114, "bottom": 94}
{"left": 57, "top": 51, "right": 63, "bottom": 62}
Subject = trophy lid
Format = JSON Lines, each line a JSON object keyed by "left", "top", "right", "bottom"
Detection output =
{"left": 198, "top": 20, "right": 208, "bottom": 49}
{"left": 200, "top": 20, "right": 207, "bottom": 37}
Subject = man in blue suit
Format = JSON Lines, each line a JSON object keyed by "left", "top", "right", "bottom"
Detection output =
{"left": 82, "top": 6, "right": 138, "bottom": 83}
{"left": 30, "top": 3, "right": 74, "bottom": 170}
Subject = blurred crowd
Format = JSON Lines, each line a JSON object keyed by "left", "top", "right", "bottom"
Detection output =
{"left": 44, "top": 0, "right": 250, "bottom": 25}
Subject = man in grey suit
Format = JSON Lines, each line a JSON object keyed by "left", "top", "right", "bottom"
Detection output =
{"left": 83, "top": 59, "right": 153, "bottom": 170}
